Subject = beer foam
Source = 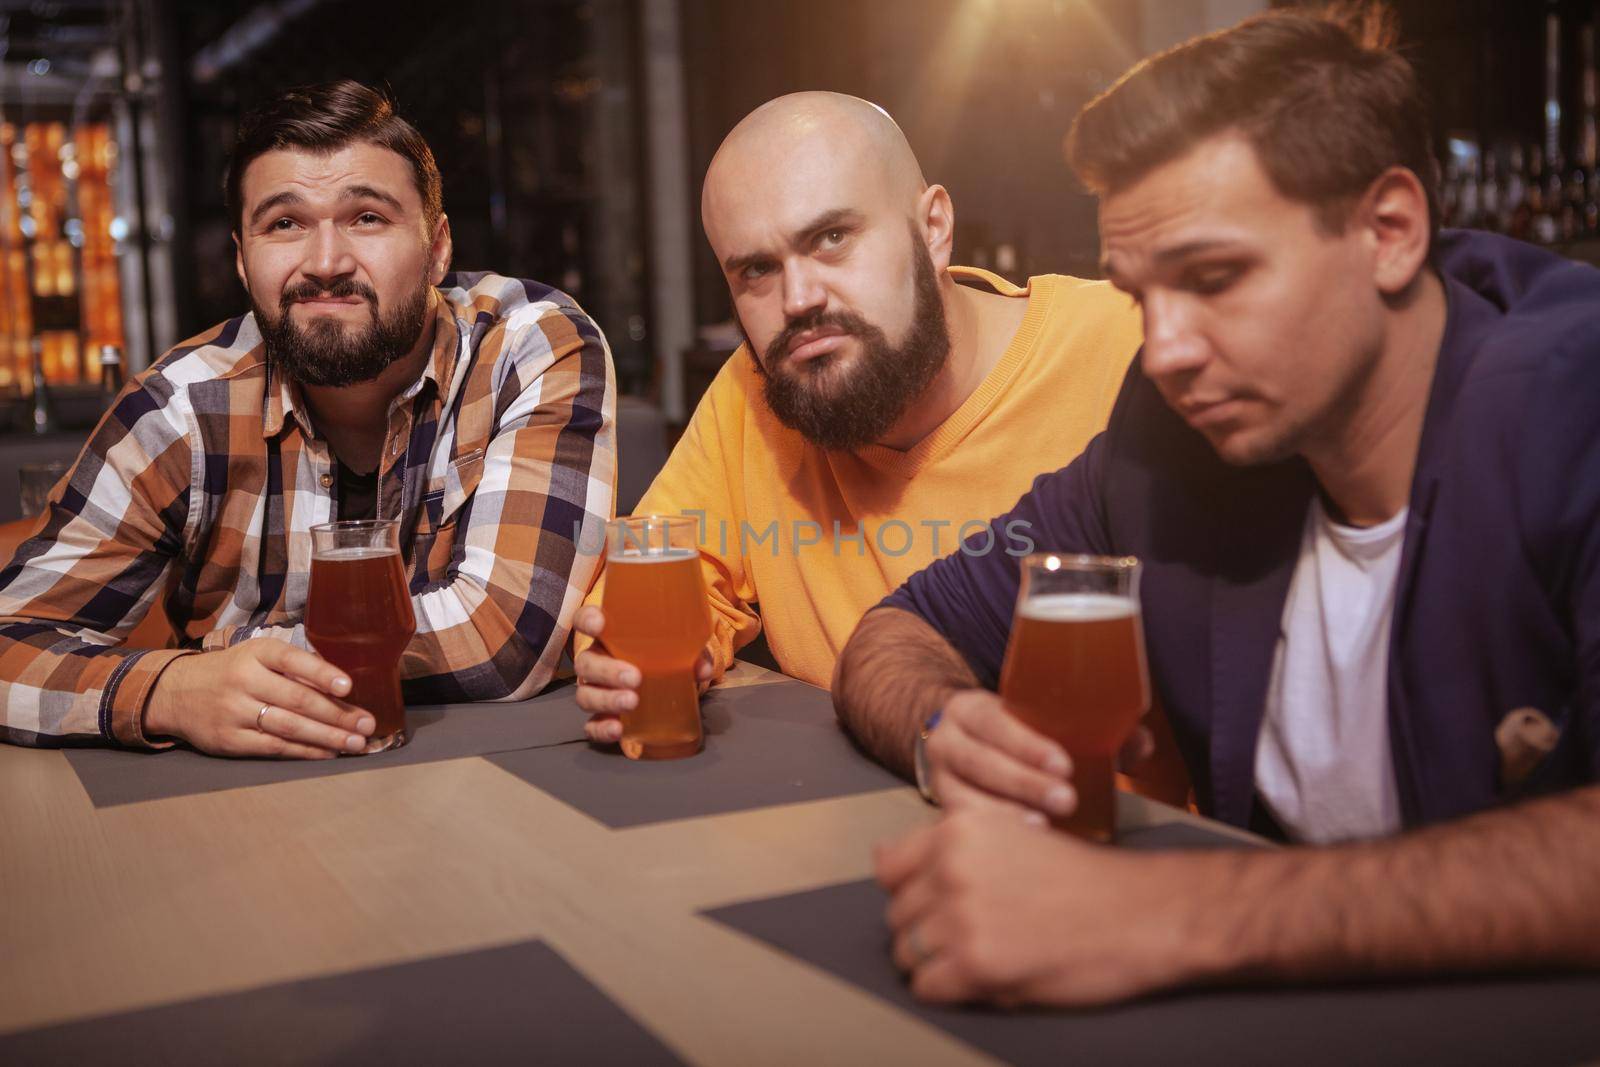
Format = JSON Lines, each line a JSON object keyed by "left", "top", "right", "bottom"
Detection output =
{"left": 609, "top": 547, "right": 698, "bottom": 562}
{"left": 314, "top": 546, "right": 398, "bottom": 561}
{"left": 1018, "top": 592, "right": 1137, "bottom": 622}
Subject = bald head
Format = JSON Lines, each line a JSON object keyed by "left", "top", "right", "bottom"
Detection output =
{"left": 702, "top": 93, "right": 927, "bottom": 254}
{"left": 699, "top": 91, "right": 958, "bottom": 441}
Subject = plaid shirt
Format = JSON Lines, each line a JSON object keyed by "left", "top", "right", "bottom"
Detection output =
{"left": 0, "top": 272, "right": 616, "bottom": 749}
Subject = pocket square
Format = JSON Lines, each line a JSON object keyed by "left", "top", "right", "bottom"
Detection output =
{"left": 1495, "top": 706, "right": 1559, "bottom": 789}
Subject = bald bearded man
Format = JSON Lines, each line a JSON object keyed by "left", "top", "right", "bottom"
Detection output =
{"left": 574, "top": 92, "right": 1141, "bottom": 763}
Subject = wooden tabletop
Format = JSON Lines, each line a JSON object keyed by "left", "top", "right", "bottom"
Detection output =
{"left": 0, "top": 660, "right": 1255, "bottom": 1064}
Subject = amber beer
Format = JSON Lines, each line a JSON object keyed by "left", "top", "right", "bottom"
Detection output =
{"left": 601, "top": 517, "right": 712, "bottom": 760}
{"left": 306, "top": 520, "right": 416, "bottom": 754}
{"left": 998, "top": 556, "right": 1150, "bottom": 841}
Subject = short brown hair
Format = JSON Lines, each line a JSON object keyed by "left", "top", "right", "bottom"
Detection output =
{"left": 224, "top": 79, "right": 442, "bottom": 235}
{"left": 1066, "top": 4, "right": 1438, "bottom": 242}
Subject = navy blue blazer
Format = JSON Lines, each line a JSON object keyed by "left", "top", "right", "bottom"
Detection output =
{"left": 885, "top": 230, "right": 1600, "bottom": 830}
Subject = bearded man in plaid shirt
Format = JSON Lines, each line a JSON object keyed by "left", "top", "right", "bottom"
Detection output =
{"left": 0, "top": 80, "right": 616, "bottom": 758}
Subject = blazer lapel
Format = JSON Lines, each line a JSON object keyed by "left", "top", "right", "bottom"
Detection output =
{"left": 1206, "top": 462, "right": 1312, "bottom": 827}
{"left": 1383, "top": 276, "right": 1500, "bottom": 823}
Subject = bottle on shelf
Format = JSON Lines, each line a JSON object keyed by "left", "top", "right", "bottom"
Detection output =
{"left": 1459, "top": 159, "right": 1482, "bottom": 230}
{"left": 98, "top": 344, "right": 124, "bottom": 401}
{"left": 1588, "top": 170, "right": 1600, "bottom": 239}
{"left": 1532, "top": 7, "right": 1564, "bottom": 245}
{"left": 1544, "top": 150, "right": 1572, "bottom": 242}
{"left": 1440, "top": 156, "right": 1463, "bottom": 228}
{"left": 1563, "top": 164, "right": 1588, "bottom": 240}
{"left": 1528, "top": 144, "right": 1559, "bottom": 244}
{"left": 29, "top": 336, "right": 53, "bottom": 435}
{"left": 1504, "top": 143, "right": 1530, "bottom": 239}
{"left": 1479, "top": 151, "right": 1502, "bottom": 233}
{"left": 1576, "top": 22, "right": 1599, "bottom": 239}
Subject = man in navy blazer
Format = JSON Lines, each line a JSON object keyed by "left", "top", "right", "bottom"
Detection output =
{"left": 834, "top": 7, "right": 1600, "bottom": 1007}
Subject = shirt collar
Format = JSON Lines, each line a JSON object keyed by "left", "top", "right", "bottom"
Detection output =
{"left": 416, "top": 290, "right": 464, "bottom": 400}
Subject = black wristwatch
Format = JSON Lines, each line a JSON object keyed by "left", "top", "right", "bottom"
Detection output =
{"left": 913, "top": 708, "right": 943, "bottom": 805}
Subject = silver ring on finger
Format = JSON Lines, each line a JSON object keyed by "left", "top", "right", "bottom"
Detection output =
{"left": 256, "top": 703, "right": 273, "bottom": 732}
{"left": 907, "top": 925, "right": 936, "bottom": 968}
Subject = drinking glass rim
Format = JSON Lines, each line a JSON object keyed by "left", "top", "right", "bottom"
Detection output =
{"left": 310, "top": 519, "right": 401, "bottom": 534}
{"left": 605, "top": 514, "right": 700, "bottom": 560}
{"left": 606, "top": 514, "right": 700, "bottom": 532}
{"left": 1019, "top": 552, "right": 1141, "bottom": 572}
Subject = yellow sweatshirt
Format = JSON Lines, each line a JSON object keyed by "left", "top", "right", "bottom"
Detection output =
{"left": 589, "top": 267, "right": 1142, "bottom": 688}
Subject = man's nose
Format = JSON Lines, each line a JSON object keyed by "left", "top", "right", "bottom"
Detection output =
{"left": 1139, "top": 294, "right": 1209, "bottom": 382}
{"left": 781, "top": 260, "right": 827, "bottom": 320}
{"left": 301, "top": 221, "right": 357, "bottom": 285}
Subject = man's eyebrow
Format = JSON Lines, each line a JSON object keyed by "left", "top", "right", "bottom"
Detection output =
{"left": 789, "top": 207, "right": 862, "bottom": 245}
{"left": 1099, "top": 238, "right": 1242, "bottom": 279}
{"left": 721, "top": 208, "right": 865, "bottom": 275}
{"left": 339, "top": 184, "right": 405, "bottom": 213}
{"left": 249, "top": 190, "right": 305, "bottom": 228}
{"left": 1154, "top": 238, "right": 1239, "bottom": 264}
{"left": 722, "top": 249, "right": 772, "bottom": 275}
{"left": 248, "top": 185, "right": 406, "bottom": 229}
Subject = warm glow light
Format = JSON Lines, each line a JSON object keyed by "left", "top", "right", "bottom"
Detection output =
{"left": 904, "top": 0, "right": 1134, "bottom": 168}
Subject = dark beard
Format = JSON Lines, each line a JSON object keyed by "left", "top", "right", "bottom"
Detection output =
{"left": 256, "top": 275, "right": 431, "bottom": 388}
{"left": 755, "top": 232, "right": 951, "bottom": 452}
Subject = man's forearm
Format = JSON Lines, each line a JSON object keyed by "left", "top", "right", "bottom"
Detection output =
{"left": 0, "top": 621, "right": 191, "bottom": 749}
{"left": 832, "top": 606, "right": 979, "bottom": 779}
{"left": 1190, "top": 784, "right": 1600, "bottom": 983}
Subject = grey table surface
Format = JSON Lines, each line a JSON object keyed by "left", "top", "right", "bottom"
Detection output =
{"left": 6, "top": 662, "right": 1586, "bottom": 1066}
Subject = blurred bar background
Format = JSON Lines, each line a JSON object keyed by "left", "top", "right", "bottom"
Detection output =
{"left": 0, "top": 0, "right": 1595, "bottom": 448}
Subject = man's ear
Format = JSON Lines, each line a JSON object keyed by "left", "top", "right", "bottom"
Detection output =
{"left": 428, "top": 214, "right": 453, "bottom": 286}
{"left": 233, "top": 231, "right": 248, "bottom": 294}
{"left": 1359, "top": 166, "right": 1431, "bottom": 298}
{"left": 918, "top": 184, "right": 955, "bottom": 274}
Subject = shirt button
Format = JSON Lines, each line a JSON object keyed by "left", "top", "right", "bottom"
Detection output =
{"left": 319, "top": 473, "right": 333, "bottom": 489}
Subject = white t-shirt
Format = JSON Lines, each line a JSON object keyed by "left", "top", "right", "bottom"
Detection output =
{"left": 1253, "top": 498, "right": 1408, "bottom": 844}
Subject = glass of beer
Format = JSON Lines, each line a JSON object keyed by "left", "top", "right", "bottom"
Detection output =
{"left": 19, "top": 460, "right": 71, "bottom": 518}
{"left": 600, "top": 515, "right": 712, "bottom": 760}
{"left": 306, "top": 519, "right": 416, "bottom": 754}
{"left": 997, "top": 554, "right": 1150, "bottom": 842}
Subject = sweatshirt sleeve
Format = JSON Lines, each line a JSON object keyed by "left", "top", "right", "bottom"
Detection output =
{"left": 881, "top": 428, "right": 1117, "bottom": 688}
